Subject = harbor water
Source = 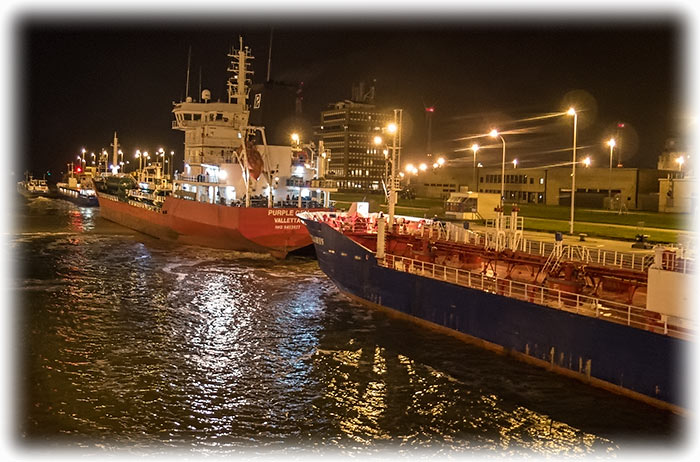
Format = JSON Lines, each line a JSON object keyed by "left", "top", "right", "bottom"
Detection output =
{"left": 11, "top": 197, "right": 686, "bottom": 456}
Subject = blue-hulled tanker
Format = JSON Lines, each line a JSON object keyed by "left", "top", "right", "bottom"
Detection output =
{"left": 299, "top": 209, "right": 692, "bottom": 412}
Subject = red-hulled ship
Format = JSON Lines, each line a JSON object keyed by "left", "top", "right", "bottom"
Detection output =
{"left": 97, "top": 192, "right": 317, "bottom": 258}
{"left": 94, "top": 37, "right": 335, "bottom": 258}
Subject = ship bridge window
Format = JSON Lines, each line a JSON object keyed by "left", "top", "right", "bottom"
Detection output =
{"left": 216, "top": 113, "right": 223, "bottom": 121}
{"left": 193, "top": 113, "right": 201, "bottom": 121}
{"left": 184, "top": 113, "right": 192, "bottom": 121}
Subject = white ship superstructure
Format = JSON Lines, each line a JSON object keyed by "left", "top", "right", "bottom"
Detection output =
{"left": 171, "top": 37, "right": 335, "bottom": 208}
{"left": 171, "top": 37, "right": 261, "bottom": 205}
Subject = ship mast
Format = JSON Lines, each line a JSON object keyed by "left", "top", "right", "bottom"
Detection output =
{"left": 185, "top": 45, "right": 192, "bottom": 100}
{"left": 227, "top": 36, "right": 255, "bottom": 206}
{"left": 266, "top": 28, "right": 273, "bottom": 82}
{"left": 111, "top": 131, "right": 119, "bottom": 174}
{"left": 227, "top": 36, "right": 254, "bottom": 107}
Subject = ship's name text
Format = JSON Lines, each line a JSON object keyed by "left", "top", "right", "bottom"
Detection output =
{"left": 268, "top": 209, "right": 299, "bottom": 217}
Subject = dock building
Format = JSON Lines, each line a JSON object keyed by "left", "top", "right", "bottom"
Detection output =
{"left": 411, "top": 165, "right": 679, "bottom": 212}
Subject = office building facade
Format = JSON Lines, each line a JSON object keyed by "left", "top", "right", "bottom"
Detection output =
{"left": 319, "top": 100, "right": 394, "bottom": 191}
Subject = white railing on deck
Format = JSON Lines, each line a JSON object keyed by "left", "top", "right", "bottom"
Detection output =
{"left": 331, "top": 214, "right": 654, "bottom": 272}
{"left": 128, "top": 189, "right": 157, "bottom": 202}
{"left": 127, "top": 199, "right": 163, "bottom": 213}
{"left": 378, "top": 253, "right": 693, "bottom": 341}
{"left": 657, "top": 250, "right": 695, "bottom": 274}
{"left": 520, "top": 239, "right": 654, "bottom": 272}
{"left": 313, "top": 213, "right": 657, "bottom": 272}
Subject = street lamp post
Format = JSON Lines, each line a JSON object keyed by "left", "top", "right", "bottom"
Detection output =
{"left": 374, "top": 135, "right": 387, "bottom": 199}
{"left": 607, "top": 138, "right": 616, "bottom": 208}
{"left": 471, "top": 143, "right": 479, "bottom": 192}
{"left": 135, "top": 150, "right": 142, "bottom": 181}
{"left": 567, "top": 108, "right": 578, "bottom": 234}
{"left": 383, "top": 148, "right": 389, "bottom": 193}
{"left": 158, "top": 147, "right": 165, "bottom": 179}
{"left": 489, "top": 129, "right": 506, "bottom": 206}
{"left": 387, "top": 122, "right": 398, "bottom": 226}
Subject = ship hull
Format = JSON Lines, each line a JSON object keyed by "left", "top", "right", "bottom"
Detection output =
{"left": 301, "top": 217, "right": 687, "bottom": 411}
{"left": 97, "top": 193, "right": 318, "bottom": 258}
{"left": 56, "top": 187, "right": 98, "bottom": 207}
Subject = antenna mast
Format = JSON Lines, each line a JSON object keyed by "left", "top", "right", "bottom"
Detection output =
{"left": 185, "top": 45, "right": 192, "bottom": 99}
{"left": 227, "top": 36, "right": 254, "bottom": 106}
{"left": 266, "top": 28, "right": 273, "bottom": 82}
{"left": 111, "top": 131, "right": 119, "bottom": 171}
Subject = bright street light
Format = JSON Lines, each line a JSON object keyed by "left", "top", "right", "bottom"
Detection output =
{"left": 490, "top": 130, "right": 506, "bottom": 206}
{"left": 567, "top": 107, "right": 578, "bottom": 234}
{"left": 471, "top": 144, "right": 480, "bottom": 191}
{"left": 512, "top": 158, "right": 518, "bottom": 169}
{"left": 419, "top": 163, "right": 428, "bottom": 171}
{"left": 607, "top": 138, "right": 616, "bottom": 206}
{"left": 385, "top": 114, "right": 401, "bottom": 227}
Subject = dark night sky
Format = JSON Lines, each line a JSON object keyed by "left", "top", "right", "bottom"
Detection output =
{"left": 17, "top": 14, "right": 684, "bottom": 180}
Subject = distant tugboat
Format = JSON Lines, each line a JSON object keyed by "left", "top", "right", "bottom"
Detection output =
{"left": 17, "top": 173, "right": 50, "bottom": 198}
{"left": 94, "top": 37, "right": 336, "bottom": 258}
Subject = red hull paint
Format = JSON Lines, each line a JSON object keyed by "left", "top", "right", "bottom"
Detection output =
{"left": 97, "top": 194, "right": 319, "bottom": 258}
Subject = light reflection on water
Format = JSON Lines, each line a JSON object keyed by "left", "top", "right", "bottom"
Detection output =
{"left": 13, "top": 198, "right": 683, "bottom": 455}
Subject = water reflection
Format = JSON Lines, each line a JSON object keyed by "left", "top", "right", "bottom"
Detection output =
{"left": 67, "top": 207, "right": 96, "bottom": 233}
{"left": 15, "top": 200, "right": 682, "bottom": 455}
{"left": 310, "top": 332, "right": 619, "bottom": 453}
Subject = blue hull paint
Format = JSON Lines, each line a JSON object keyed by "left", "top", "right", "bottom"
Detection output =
{"left": 301, "top": 218, "right": 687, "bottom": 408}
